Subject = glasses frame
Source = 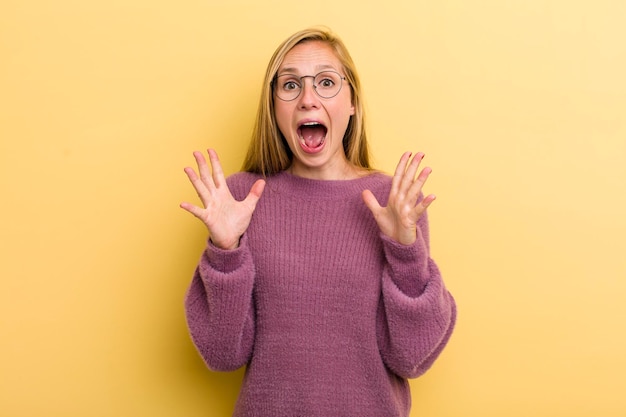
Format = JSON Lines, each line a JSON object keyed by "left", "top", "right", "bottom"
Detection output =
{"left": 273, "top": 70, "right": 347, "bottom": 102}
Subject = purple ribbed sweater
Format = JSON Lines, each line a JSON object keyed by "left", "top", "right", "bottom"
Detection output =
{"left": 185, "top": 170, "right": 456, "bottom": 417}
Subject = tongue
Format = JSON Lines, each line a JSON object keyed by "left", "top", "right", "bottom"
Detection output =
{"left": 301, "top": 125, "right": 326, "bottom": 148}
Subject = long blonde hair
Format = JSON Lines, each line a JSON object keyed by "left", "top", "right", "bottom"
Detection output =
{"left": 242, "top": 27, "right": 371, "bottom": 175}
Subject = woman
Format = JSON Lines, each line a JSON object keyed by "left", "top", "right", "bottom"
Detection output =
{"left": 181, "top": 27, "right": 456, "bottom": 417}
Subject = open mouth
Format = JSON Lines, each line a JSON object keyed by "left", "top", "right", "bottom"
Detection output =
{"left": 297, "top": 122, "right": 328, "bottom": 151}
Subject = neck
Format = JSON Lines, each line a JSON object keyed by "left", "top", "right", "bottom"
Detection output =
{"left": 288, "top": 160, "right": 365, "bottom": 181}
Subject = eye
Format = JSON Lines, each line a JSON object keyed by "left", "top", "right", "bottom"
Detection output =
{"left": 283, "top": 80, "right": 300, "bottom": 91}
{"left": 318, "top": 78, "right": 335, "bottom": 88}
{"left": 315, "top": 72, "right": 340, "bottom": 90}
{"left": 277, "top": 75, "right": 301, "bottom": 92}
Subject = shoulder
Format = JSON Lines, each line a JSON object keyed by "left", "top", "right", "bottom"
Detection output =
{"left": 361, "top": 171, "right": 393, "bottom": 203}
{"left": 362, "top": 171, "right": 392, "bottom": 188}
{"left": 226, "top": 171, "right": 265, "bottom": 201}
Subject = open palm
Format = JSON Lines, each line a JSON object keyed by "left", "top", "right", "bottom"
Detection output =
{"left": 362, "top": 152, "right": 436, "bottom": 246}
{"left": 180, "top": 149, "right": 265, "bottom": 250}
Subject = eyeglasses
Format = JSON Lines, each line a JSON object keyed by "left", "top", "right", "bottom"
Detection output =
{"left": 273, "top": 70, "right": 347, "bottom": 101}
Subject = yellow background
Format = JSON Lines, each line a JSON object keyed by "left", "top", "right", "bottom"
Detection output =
{"left": 1, "top": 0, "right": 625, "bottom": 416}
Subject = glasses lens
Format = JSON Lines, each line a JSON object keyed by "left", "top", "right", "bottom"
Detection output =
{"left": 275, "top": 75, "right": 301, "bottom": 101}
{"left": 314, "top": 71, "right": 342, "bottom": 98}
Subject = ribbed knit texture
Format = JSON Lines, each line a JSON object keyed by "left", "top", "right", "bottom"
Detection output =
{"left": 185, "top": 170, "right": 457, "bottom": 417}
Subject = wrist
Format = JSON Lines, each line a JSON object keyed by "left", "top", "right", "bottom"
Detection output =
{"left": 389, "top": 228, "right": 417, "bottom": 246}
{"left": 209, "top": 236, "right": 241, "bottom": 251}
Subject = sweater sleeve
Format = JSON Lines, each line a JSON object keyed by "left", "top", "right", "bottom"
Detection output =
{"left": 184, "top": 234, "right": 256, "bottom": 372}
{"left": 376, "top": 212, "right": 457, "bottom": 379}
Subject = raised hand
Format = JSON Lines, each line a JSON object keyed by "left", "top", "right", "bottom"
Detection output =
{"left": 362, "top": 152, "right": 436, "bottom": 246}
{"left": 180, "top": 149, "right": 266, "bottom": 250}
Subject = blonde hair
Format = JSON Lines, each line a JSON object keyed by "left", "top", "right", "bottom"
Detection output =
{"left": 242, "top": 27, "right": 371, "bottom": 175}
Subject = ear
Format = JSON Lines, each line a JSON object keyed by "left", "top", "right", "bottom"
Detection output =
{"left": 350, "top": 103, "right": 355, "bottom": 115}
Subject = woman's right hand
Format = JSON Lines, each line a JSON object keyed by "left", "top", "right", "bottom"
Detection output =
{"left": 180, "top": 149, "right": 266, "bottom": 250}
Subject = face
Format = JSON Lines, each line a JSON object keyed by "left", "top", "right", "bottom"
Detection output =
{"left": 274, "top": 41, "right": 355, "bottom": 180}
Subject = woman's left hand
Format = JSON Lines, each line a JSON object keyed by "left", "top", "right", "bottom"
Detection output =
{"left": 362, "top": 152, "right": 436, "bottom": 245}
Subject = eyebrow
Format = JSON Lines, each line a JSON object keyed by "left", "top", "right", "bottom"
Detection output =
{"left": 277, "top": 64, "right": 337, "bottom": 75}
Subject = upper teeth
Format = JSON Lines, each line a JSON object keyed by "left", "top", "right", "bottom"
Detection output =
{"left": 302, "top": 122, "right": 319, "bottom": 126}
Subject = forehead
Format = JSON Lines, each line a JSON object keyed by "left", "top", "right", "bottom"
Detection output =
{"left": 278, "top": 41, "right": 343, "bottom": 75}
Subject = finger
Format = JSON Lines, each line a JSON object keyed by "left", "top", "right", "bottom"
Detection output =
{"left": 407, "top": 166, "right": 432, "bottom": 205}
{"left": 393, "top": 151, "right": 412, "bottom": 177}
{"left": 184, "top": 167, "right": 207, "bottom": 195}
{"left": 242, "top": 179, "right": 266, "bottom": 210}
{"left": 179, "top": 201, "right": 206, "bottom": 220}
{"left": 391, "top": 152, "right": 412, "bottom": 194}
{"left": 361, "top": 189, "right": 382, "bottom": 214}
{"left": 249, "top": 179, "right": 266, "bottom": 199}
{"left": 417, "top": 194, "right": 436, "bottom": 211}
{"left": 421, "top": 193, "right": 436, "bottom": 208}
{"left": 406, "top": 152, "right": 425, "bottom": 181}
{"left": 399, "top": 152, "right": 425, "bottom": 194}
{"left": 193, "top": 151, "right": 214, "bottom": 189}
{"left": 207, "top": 149, "right": 226, "bottom": 188}
{"left": 184, "top": 167, "right": 210, "bottom": 207}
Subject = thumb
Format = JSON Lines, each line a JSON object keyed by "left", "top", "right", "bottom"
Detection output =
{"left": 243, "top": 179, "right": 266, "bottom": 209}
{"left": 361, "top": 189, "right": 381, "bottom": 214}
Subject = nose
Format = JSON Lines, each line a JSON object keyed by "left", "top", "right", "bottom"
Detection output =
{"left": 297, "top": 77, "right": 320, "bottom": 109}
